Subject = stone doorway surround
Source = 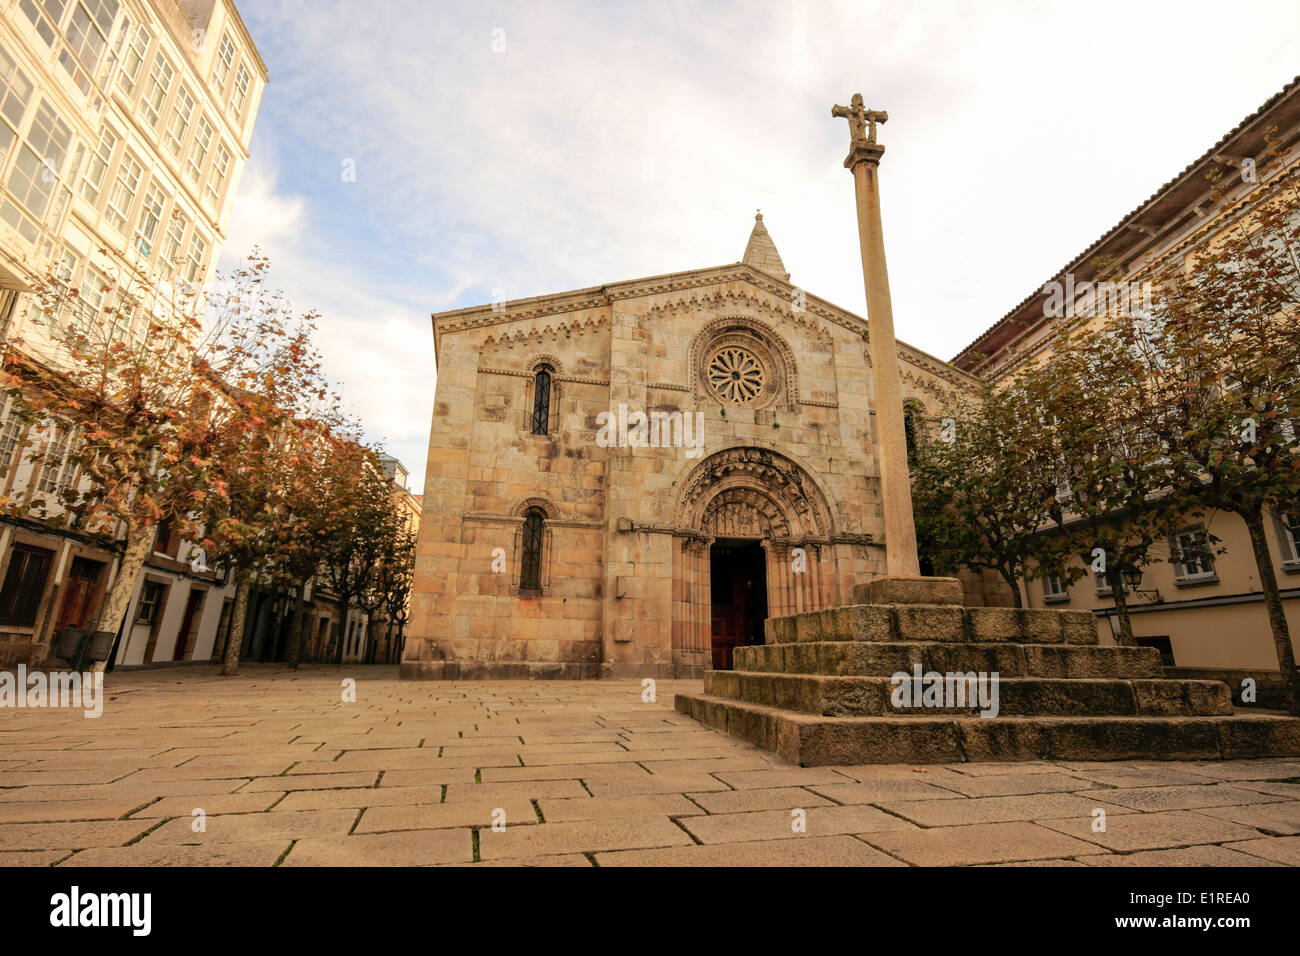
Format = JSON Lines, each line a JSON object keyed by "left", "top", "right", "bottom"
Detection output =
{"left": 669, "top": 446, "right": 865, "bottom": 678}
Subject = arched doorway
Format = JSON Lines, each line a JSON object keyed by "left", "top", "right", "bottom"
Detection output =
{"left": 670, "top": 447, "right": 837, "bottom": 674}
{"left": 709, "top": 539, "right": 767, "bottom": 669}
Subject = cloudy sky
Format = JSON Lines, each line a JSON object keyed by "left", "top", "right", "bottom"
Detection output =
{"left": 220, "top": 0, "right": 1300, "bottom": 491}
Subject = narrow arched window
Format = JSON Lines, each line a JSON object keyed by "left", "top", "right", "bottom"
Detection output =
{"left": 903, "top": 402, "right": 923, "bottom": 466}
{"left": 520, "top": 509, "right": 545, "bottom": 589}
{"left": 531, "top": 368, "right": 552, "bottom": 435}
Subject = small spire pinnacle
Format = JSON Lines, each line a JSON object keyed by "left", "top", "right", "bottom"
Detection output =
{"left": 742, "top": 209, "right": 789, "bottom": 282}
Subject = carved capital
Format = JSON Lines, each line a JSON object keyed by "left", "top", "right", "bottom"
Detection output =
{"left": 844, "top": 142, "right": 886, "bottom": 169}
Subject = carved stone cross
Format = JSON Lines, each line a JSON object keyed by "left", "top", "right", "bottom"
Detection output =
{"left": 831, "top": 93, "right": 888, "bottom": 145}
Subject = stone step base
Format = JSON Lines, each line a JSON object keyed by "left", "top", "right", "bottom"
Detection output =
{"left": 704, "top": 671, "right": 1233, "bottom": 718}
{"left": 767, "top": 604, "right": 1100, "bottom": 646}
{"left": 735, "top": 641, "right": 1162, "bottom": 679}
{"left": 674, "top": 692, "right": 1300, "bottom": 765}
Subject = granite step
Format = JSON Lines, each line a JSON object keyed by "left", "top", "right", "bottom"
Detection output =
{"left": 674, "top": 692, "right": 1300, "bottom": 765}
{"left": 734, "top": 641, "right": 1163, "bottom": 679}
{"left": 703, "top": 671, "right": 1234, "bottom": 718}
{"left": 766, "top": 604, "right": 1099, "bottom": 646}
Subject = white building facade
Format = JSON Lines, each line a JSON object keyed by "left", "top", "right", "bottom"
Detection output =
{"left": 0, "top": 0, "right": 265, "bottom": 668}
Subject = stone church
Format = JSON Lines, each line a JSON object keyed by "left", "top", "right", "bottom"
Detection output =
{"left": 402, "top": 214, "right": 984, "bottom": 680}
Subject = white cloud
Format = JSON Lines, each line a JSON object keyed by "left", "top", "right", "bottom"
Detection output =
{"left": 223, "top": 0, "right": 1300, "bottom": 492}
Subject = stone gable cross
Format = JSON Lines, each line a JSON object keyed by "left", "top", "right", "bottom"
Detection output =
{"left": 831, "top": 93, "right": 888, "bottom": 146}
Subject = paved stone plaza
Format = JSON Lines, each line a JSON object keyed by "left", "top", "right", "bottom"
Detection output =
{"left": 1, "top": 665, "right": 1298, "bottom": 867}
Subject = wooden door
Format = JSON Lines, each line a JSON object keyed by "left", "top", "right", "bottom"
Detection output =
{"left": 709, "top": 541, "right": 768, "bottom": 670}
{"left": 55, "top": 558, "right": 104, "bottom": 633}
{"left": 142, "top": 583, "right": 171, "bottom": 664}
{"left": 172, "top": 588, "right": 206, "bottom": 660}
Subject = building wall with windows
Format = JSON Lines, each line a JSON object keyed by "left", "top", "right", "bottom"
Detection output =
{"left": 405, "top": 216, "right": 980, "bottom": 679}
{"left": 953, "top": 77, "right": 1300, "bottom": 677}
{"left": 0, "top": 0, "right": 264, "bottom": 668}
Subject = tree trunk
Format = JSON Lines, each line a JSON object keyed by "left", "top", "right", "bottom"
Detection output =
{"left": 220, "top": 571, "right": 252, "bottom": 677}
{"left": 1241, "top": 506, "right": 1300, "bottom": 715}
{"left": 267, "top": 592, "right": 287, "bottom": 663}
{"left": 999, "top": 568, "right": 1024, "bottom": 608}
{"left": 1108, "top": 572, "right": 1135, "bottom": 647}
{"left": 286, "top": 586, "right": 306, "bottom": 671}
{"left": 332, "top": 593, "right": 351, "bottom": 665}
{"left": 94, "top": 520, "right": 157, "bottom": 652}
{"left": 367, "top": 612, "right": 381, "bottom": 663}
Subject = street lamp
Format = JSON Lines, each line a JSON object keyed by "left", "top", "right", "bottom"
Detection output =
{"left": 1114, "top": 565, "right": 1162, "bottom": 604}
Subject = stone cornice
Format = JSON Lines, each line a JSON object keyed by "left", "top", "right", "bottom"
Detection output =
{"left": 434, "top": 262, "right": 978, "bottom": 392}
{"left": 477, "top": 366, "right": 610, "bottom": 387}
{"left": 462, "top": 513, "right": 604, "bottom": 529}
{"left": 616, "top": 523, "right": 877, "bottom": 547}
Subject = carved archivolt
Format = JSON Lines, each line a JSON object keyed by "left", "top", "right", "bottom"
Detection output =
{"left": 689, "top": 316, "right": 798, "bottom": 410}
{"left": 674, "top": 446, "right": 833, "bottom": 538}
{"left": 526, "top": 353, "right": 564, "bottom": 375}
{"left": 509, "top": 496, "right": 558, "bottom": 520}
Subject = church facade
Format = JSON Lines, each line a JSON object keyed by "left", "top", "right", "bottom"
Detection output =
{"left": 402, "top": 215, "right": 984, "bottom": 679}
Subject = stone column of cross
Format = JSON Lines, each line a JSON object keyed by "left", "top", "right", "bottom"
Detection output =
{"left": 831, "top": 93, "right": 921, "bottom": 579}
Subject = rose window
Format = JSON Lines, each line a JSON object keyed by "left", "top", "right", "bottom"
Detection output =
{"left": 707, "top": 347, "right": 765, "bottom": 404}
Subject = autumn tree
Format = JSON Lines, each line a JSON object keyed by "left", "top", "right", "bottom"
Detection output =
{"left": 1123, "top": 153, "right": 1300, "bottom": 711}
{"left": 197, "top": 255, "right": 345, "bottom": 676}
{"left": 1016, "top": 326, "right": 1199, "bottom": 646}
{"left": 377, "top": 524, "right": 417, "bottom": 664}
{"left": 0, "top": 255, "right": 269, "bottom": 647}
{"left": 910, "top": 384, "right": 1068, "bottom": 607}
{"left": 311, "top": 438, "right": 399, "bottom": 665}
{"left": 359, "top": 512, "right": 416, "bottom": 664}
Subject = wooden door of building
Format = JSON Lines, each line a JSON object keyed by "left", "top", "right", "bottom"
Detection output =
{"left": 172, "top": 588, "right": 206, "bottom": 660}
{"left": 55, "top": 557, "right": 104, "bottom": 634}
{"left": 709, "top": 540, "right": 768, "bottom": 670}
{"left": 141, "top": 582, "right": 170, "bottom": 664}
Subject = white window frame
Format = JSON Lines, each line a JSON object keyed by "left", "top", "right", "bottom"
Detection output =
{"left": 204, "top": 141, "right": 230, "bottom": 207}
{"left": 138, "top": 51, "right": 174, "bottom": 129}
{"left": 104, "top": 287, "right": 136, "bottom": 345}
{"left": 185, "top": 115, "right": 213, "bottom": 184}
{"left": 1171, "top": 526, "right": 1217, "bottom": 586}
{"left": 212, "top": 33, "right": 235, "bottom": 92}
{"left": 80, "top": 123, "right": 117, "bottom": 205}
{"left": 134, "top": 178, "right": 164, "bottom": 258}
{"left": 160, "top": 207, "right": 186, "bottom": 268}
{"left": 163, "top": 85, "right": 194, "bottom": 157}
{"left": 6, "top": 143, "right": 57, "bottom": 219}
{"left": 74, "top": 264, "right": 108, "bottom": 332}
{"left": 1274, "top": 510, "right": 1300, "bottom": 569}
{"left": 1042, "top": 573, "right": 1069, "bottom": 604}
{"left": 230, "top": 63, "right": 250, "bottom": 118}
{"left": 63, "top": 0, "right": 118, "bottom": 77}
{"left": 0, "top": 45, "right": 35, "bottom": 136}
{"left": 103, "top": 149, "right": 141, "bottom": 233}
{"left": 0, "top": 398, "right": 25, "bottom": 471}
{"left": 114, "top": 19, "right": 149, "bottom": 99}
{"left": 36, "top": 425, "right": 79, "bottom": 499}
{"left": 184, "top": 230, "right": 207, "bottom": 284}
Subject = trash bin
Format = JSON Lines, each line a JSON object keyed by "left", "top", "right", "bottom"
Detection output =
{"left": 84, "top": 630, "right": 115, "bottom": 663}
{"left": 56, "top": 628, "right": 87, "bottom": 663}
